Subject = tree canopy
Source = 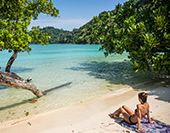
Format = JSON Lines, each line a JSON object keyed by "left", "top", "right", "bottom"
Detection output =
{"left": 0, "top": 0, "right": 59, "bottom": 97}
{"left": 0, "top": 0, "right": 59, "bottom": 53}
{"left": 93, "top": 0, "right": 170, "bottom": 73}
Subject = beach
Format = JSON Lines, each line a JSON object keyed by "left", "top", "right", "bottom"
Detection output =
{"left": 0, "top": 80, "right": 170, "bottom": 133}
{"left": 1, "top": 0, "right": 169, "bottom": 132}
{"left": 0, "top": 44, "right": 157, "bottom": 123}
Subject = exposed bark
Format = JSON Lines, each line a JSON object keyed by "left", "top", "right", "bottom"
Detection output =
{"left": 0, "top": 71, "right": 43, "bottom": 98}
{"left": 5, "top": 50, "right": 18, "bottom": 72}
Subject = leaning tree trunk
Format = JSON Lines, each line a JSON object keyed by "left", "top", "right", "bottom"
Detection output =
{"left": 0, "top": 72, "right": 43, "bottom": 97}
{"left": 5, "top": 49, "right": 18, "bottom": 72}
{"left": 0, "top": 50, "right": 43, "bottom": 98}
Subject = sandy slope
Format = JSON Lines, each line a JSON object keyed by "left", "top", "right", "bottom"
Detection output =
{"left": 0, "top": 81, "right": 170, "bottom": 133}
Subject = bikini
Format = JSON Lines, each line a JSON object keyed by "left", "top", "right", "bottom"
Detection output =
{"left": 129, "top": 112, "right": 147, "bottom": 125}
{"left": 129, "top": 115, "right": 137, "bottom": 125}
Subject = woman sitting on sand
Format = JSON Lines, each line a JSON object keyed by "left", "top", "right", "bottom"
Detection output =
{"left": 109, "top": 92, "right": 155, "bottom": 132}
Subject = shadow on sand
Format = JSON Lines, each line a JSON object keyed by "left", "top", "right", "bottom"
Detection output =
{"left": 43, "top": 82, "right": 72, "bottom": 95}
{"left": 0, "top": 82, "right": 72, "bottom": 111}
{"left": 67, "top": 61, "right": 170, "bottom": 103}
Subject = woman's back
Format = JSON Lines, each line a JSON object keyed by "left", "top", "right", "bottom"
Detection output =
{"left": 137, "top": 102, "right": 149, "bottom": 118}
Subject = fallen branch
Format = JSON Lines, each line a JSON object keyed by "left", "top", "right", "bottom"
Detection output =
{"left": 0, "top": 71, "right": 43, "bottom": 98}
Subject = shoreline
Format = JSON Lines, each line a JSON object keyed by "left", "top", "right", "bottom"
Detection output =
{"left": 0, "top": 80, "right": 170, "bottom": 133}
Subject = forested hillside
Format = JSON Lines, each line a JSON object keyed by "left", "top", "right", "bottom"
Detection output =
{"left": 58, "top": 19, "right": 101, "bottom": 44}
{"left": 33, "top": 11, "right": 111, "bottom": 44}
{"left": 38, "top": 27, "right": 69, "bottom": 44}
{"left": 35, "top": 19, "right": 102, "bottom": 44}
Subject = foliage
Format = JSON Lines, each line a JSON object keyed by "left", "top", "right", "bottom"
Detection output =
{"left": 60, "top": 20, "right": 101, "bottom": 44}
{"left": 93, "top": 0, "right": 170, "bottom": 73}
{"left": 0, "top": 0, "right": 59, "bottom": 53}
{"left": 31, "top": 26, "right": 69, "bottom": 44}
{"left": 35, "top": 19, "right": 102, "bottom": 44}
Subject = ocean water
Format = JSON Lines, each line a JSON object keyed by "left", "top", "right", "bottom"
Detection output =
{"left": 0, "top": 44, "right": 156, "bottom": 122}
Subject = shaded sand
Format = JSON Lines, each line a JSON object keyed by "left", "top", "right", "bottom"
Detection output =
{"left": 0, "top": 81, "right": 170, "bottom": 133}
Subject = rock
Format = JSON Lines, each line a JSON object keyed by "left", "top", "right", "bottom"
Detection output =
{"left": 30, "top": 99, "right": 38, "bottom": 103}
{"left": 27, "top": 122, "right": 31, "bottom": 126}
{"left": 25, "top": 112, "right": 29, "bottom": 116}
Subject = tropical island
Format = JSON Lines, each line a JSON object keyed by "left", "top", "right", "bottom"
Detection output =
{"left": 0, "top": 0, "right": 170, "bottom": 132}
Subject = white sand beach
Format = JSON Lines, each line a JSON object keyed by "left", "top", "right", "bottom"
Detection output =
{"left": 0, "top": 80, "right": 170, "bottom": 133}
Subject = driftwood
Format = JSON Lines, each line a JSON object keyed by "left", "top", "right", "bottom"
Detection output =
{"left": 0, "top": 71, "right": 43, "bottom": 97}
{"left": 0, "top": 49, "right": 43, "bottom": 98}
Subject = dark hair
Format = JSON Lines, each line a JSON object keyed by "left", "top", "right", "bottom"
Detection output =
{"left": 138, "top": 92, "right": 148, "bottom": 103}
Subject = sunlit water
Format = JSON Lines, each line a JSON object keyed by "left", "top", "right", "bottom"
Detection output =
{"left": 0, "top": 44, "right": 156, "bottom": 122}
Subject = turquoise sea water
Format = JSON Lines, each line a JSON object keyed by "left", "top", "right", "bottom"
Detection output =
{"left": 0, "top": 44, "right": 156, "bottom": 122}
